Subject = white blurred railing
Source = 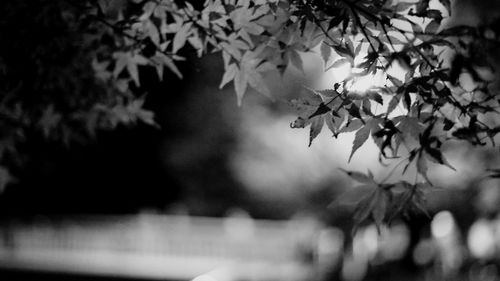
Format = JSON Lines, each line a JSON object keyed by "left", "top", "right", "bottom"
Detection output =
{"left": 0, "top": 214, "right": 333, "bottom": 281}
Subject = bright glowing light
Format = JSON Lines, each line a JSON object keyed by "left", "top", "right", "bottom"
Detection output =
{"left": 352, "top": 225, "right": 379, "bottom": 261}
{"left": 317, "top": 227, "right": 344, "bottom": 268}
{"left": 192, "top": 274, "right": 218, "bottom": 281}
{"left": 362, "top": 225, "right": 379, "bottom": 258}
{"left": 459, "top": 73, "right": 478, "bottom": 92}
{"left": 231, "top": 105, "right": 384, "bottom": 198}
{"left": 317, "top": 227, "right": 344, "bottom": 256}
{"left": 352, "top": 231, "right": 367, "bottom": 260}
{"left": 468, "top": 219, "right": 495, "bottom": 259}
{"left": 346, "top": 72, "right": 385, "bottom": 93}
{"left": 224, "top": 209, "right": 255, "bottom": 241}
{"left": 431, "top": 211, "right": 455, "bottom": 239}
{"left": 318, "top": 61, "right": 352, "bottom": 88}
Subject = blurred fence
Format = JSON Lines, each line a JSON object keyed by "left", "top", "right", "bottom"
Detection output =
{"left": 3, "top": 211, "right": 489, "bottom": 281}
{"left": 0, "top": 214, "right": 341, "bottom": 281}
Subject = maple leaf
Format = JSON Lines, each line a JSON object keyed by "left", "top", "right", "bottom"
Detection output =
{"left": 357, "top": 51, "right": 379, "bottom": 75}
{"left": 329, "top": 184, "right": 376, "bottom": 210}
{"left": 309, "top": 116, "right": 324, "bottom": 146}
{"left": 290, "top": 89, "right": 346, "bottom": 145}
{"left": 330, "top": 170, "right": 379, "bottom": 215}
{"left": 366, "top": 91, "right": 383, "bottom": 105}
{"left": 220, "top": 64, "right": 238, "bottom": 89}
{"left": 233, "top": 51, "right": 273, "bottom": 105}
{"left": 290, "top": 107, "right": 327, "bottom": 147}
{"left": 113, "top": 52, "right": 149, "bottom": 86}
{"left": 349, "top": 119, "right": 381, "bottom": 162}
{"left": 326, "top": 58, "right": 351, "bottom": 72}
{"left": 424, "top": 147, "right": 456, "bottom": 171}
{"left": 150, "top": 51, "right": 183, "bottom": 79}
{"left": 173, "top": 22, "right": 193, "bottom": 53}
{"left": 340, "top": 169, "right": 376, "bottom": 184}
{"left": 340, "top": 119, "right": 364, "bottom": 133}
{"left": 230, "top": 5, "right": 265, "bottom": 35}
{"left": 347, "top": 185, "right": 391, "bottom": 233}
{"left": 386, "top": 181, "right": 431, "bottom": 223}
{"left": 372, "top": 119, "right": 401, "bottom": 157}
{"left": 394, "top": 116, "right": 424, "bottom": 141}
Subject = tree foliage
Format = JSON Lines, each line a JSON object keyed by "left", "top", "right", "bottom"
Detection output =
{"left": 1, "top": 0, "right": 500, "bottom": 230}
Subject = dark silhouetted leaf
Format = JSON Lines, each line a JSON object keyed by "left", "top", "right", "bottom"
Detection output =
{"left": 443, "top": 118, "right": 454, "bottom": 131}
{"left": 425, "top": 147, "right": 456, "bottom": 170}
{"left": 309, "top": 103, "right": 331, "bottom": 119}
{"left": 367, "top": 91, "right": 383, "bottom": 105}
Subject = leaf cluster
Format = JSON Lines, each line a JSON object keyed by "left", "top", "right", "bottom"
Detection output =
{"left": 1, "top": 0, "right": 500, "bottom": 232}
{"left": 333, "top": 169, "right": 436, "bottom": 233}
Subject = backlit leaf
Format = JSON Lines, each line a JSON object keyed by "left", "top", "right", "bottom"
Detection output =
{"left": 340, "top": 119, "right": 364, "bottom": 133}
{"left": 324, "top": 113, "right": 337, "bottom": 136}
{"left": 173, "top": 23, "right": 192, "bottom": 53}
{"left": 326, "top": 58, "right": 350, "bottom": 71}
{"left": 309, "top": 116, "right": 324, "bottom": 146}
{"left": 247, "top": 68, "right": 272, "bottom": 98}
{"left": 234, "top": 68, "right": 248, "bottom": 106}
{"left": 220, "top": 64, "right": 238, "bottom": 89}
{"left": 349, "top": 123, "right": 371, "bottom": 161}
{"left": 340, "top": 169, "right": 376, "bottom": 184}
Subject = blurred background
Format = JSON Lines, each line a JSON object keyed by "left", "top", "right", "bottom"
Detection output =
{"left": 1, "top": 0, "right": 500, "bottom": 281}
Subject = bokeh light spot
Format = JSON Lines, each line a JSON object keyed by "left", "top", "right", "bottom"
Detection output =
{"left": 431, "top": 211, "right": 455, "bottom": 239}
{"left": 468, "top": 219, "right": 495, "bottom": 259}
